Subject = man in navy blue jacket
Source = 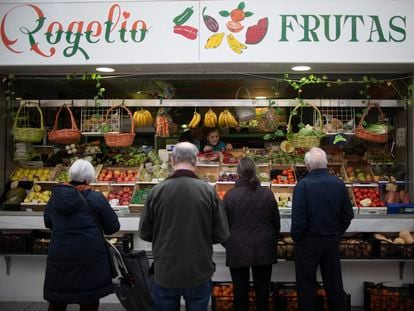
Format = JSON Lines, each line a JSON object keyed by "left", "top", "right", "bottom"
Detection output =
{"left": 291, "top": 147, "right": 354, "bottom": 311}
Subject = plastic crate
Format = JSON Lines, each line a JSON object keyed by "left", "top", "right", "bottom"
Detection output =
{"left": 274, "top": 282, "right": 351, "bottom": 311}
{"left": 107, "top": 234, "right": 134, "bottom": 253}
{"left": 364, "top": 282, "right": 414, "bottom": 311}
{"left": 339, "top": 236, "right": 375, "bottom": 259}
{"left": 212, "top": 281, "right": 274, "bottom": 311}
{"left": 375, "top": 240, "right": 414, "bottom": 259}
{"left": 0, "top": 232, "right": 32, "bottom": 254}
{"left": 31, "top": 231, "right": 51, "bottom": 254}
{"left": 386, "top": 203, "right": 414, "bottom": 214}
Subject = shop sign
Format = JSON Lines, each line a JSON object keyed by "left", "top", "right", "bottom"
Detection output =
{"left": 0, "top": 0, "right": 413, "bottom": 65}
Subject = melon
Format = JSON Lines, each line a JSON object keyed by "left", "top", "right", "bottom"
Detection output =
{"left": 280, "top": 140, "right": 294, "bottom": 153}
{"left": 245, "top": 17, "right": 268, "bottom": 44}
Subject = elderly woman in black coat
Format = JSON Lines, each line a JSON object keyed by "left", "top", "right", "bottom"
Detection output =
{"left": 44, "top": 159, "right": 120, "bottom": 311}
{"left": 223, "top": 157, "right": 280, "bottom": 311}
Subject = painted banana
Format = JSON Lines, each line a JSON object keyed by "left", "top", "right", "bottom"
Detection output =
{"left": 205, "top": 32, "right": 225, "bottom": 49}
{"left": 227, "top": 34, "right": 247, "bottom": 54}
{"left": 188, "top": 112, "right": 201, "bottom": 128}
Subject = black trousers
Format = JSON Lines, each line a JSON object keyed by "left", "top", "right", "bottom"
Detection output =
{"left": 294, "top": 236, "right": 345, "bottom": 311}
{"left": 48, "top": 300, "right": 99, "bottom": 311}
{"left": 229, "top": 265, "right": 272, "bottom": 311}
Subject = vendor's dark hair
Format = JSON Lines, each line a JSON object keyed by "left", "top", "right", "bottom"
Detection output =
{"left": 205, "top": 127, "right": 220, "bottom": 137}
{"left": 237, "top": 157, "right": 259, "bottom": 189}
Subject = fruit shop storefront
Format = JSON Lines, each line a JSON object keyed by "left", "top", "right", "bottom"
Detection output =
{"left": 1, "top": 0, "right": 414, "bottom": 308}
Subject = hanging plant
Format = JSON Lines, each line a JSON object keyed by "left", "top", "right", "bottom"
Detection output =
{"left": 2, "top": 74, "right": 17, "bottom": 118}
{"left": 67, "top": 72, "right": 105, "bottom": 106}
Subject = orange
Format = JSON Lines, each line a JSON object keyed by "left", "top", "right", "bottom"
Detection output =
{"left": 230, "top": 9, "right": 245, "bottom": 22}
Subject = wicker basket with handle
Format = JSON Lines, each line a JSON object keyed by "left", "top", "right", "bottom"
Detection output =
{"left": 103, "top": 105, "right": 135, "bottom": 147}
{"left": 234, "top": 87, "right": 255, "bottom": 122}
{"left": 287, "top": 101, "right": 324, "bottom": 148}
{"left": 48, "top": 105, "right": 81, "bottom": 145}
{"left": 355, "top": 103, "right": 389, "bottom": 144}
{"left": 13, "top": 102, "right": 45, "bottom": 143}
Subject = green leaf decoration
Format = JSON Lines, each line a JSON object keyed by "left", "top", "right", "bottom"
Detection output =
{"left": 238, "top": 2, "right": 245, "bottom": 10}
{"left": 298, "top": 122, "right": 305, "bottom": 129}
{"left": 362, "top": 121, "right": 367, "bottom": 127}
{"left": 244, "top": 11, "right": 253, "bottom": 17}
{"left": 219, "top": 10, "right": 230, "bottom": 17}
{"left": 356, "top": 113, "right": 363, "bottom": 118}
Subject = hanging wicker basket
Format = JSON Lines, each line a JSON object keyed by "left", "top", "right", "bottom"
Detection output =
{"left": 355, "top": 103, "right": 389, "bottom": 144}
{"left": 287, "top": 101, "right": 324, "bottom": 148}
{"left": 103, "top": 105, "right": 135, "bottom": 147}
{"left": 13, "top": 102, "right": 45, "bottom": 143}
{"left": 234, "top": 87, "right": 255, "bottom": 122}
{"left": 48, "top": 105, "right": 81, "bottom": 145}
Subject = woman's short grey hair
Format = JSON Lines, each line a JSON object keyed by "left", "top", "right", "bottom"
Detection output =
{"left": 172, "top": 142, "right": 198, "bottom": 166}
{"left": 68, "top": 159, "right": 96, "bottom": 184}
{"left": 304, "top": 147, "right": 328, "bottom": 171}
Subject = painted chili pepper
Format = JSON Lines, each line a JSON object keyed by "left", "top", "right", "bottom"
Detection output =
{"left": 173, "top": 25, "right": 198, "bottom": 40}
{"left": 173, "top": 6, "right": 194, "bottom": 26}
{"left": 202, "top": 7, "right": 219, "bottom": 33}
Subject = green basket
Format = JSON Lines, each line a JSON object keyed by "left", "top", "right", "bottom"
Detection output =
{"left": 287, "top": 101, "right": 324, "bottom": 149}
{"left": 13, "top": 103, "right": 45, "bottom": 143}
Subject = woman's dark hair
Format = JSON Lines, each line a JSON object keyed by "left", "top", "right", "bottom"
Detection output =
{"left": 237, "top": 157, "right": 260, "bottom": 189}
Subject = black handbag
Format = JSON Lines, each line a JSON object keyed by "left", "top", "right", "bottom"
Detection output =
{"left": 78, "top": 191, "right": 154, "bottom": 311}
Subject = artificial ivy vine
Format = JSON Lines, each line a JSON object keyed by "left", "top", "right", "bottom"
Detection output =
{"left": 2, "top": 74, "right": 17, "bottom": 118}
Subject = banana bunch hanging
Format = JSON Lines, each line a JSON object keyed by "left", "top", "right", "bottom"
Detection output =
{"left": 204, "top": 108, "right": 218, "bottom": 128}
{"left": 133, "top": 109, "right": 154, "bottom": 127}
{"left": 188, "top": 111, "right": 201, "bottom": 128}
{"left": 218, "top": 109, "right": 238, "bottom": 128}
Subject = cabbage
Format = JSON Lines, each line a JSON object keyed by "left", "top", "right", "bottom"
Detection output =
{"left": 365, "top": 123, "right": 389, "bottom": 134}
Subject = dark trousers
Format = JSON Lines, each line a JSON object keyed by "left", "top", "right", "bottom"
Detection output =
{"left": 230, "top": 265, "right": 272, "bottom": 311}
{"left": 294, "top": 236, "right": 345, "bottom": 311}
{"left": 48, "top": 301, "right": 99, "bottom": 311}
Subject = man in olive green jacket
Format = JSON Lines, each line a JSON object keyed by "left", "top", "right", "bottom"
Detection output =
{"left": 139, "top": 142, "right": 229, "bottom": 311}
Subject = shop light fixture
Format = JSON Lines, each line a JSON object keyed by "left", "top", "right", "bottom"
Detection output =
{"left": 255, "top": 96, "right": 267, "bottom": 99}
{"left": 292, "top": 65, "right": 311, "bottom": 72}
{"left": 96, "top": 67, "right": 115, "bottom": 73}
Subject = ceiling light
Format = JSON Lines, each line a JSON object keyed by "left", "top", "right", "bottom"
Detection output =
{"left": 255, "top": 96, "right": 267, "bottom": 99}
{"left": 292, "top": 66, "right": 311, "bottom": 72}
{"left": 96, "top": 67, "right": 115, "bottom": 73}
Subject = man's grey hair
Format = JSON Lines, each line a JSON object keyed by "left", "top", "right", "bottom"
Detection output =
{"left": 304, "top": 147, "right": 328, "bottom": 171}
{"left": 68, "top": 159, "right": 96, "bottom": 184}
{"left": 172, "top": 142, "right": 198, "bottom": 166}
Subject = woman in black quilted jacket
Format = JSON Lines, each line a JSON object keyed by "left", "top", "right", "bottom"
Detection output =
{"left": 44, "top": 159, "right": 120, "bottom": 311}
{"left": 223, "top": 157, "right": 280, "bottom": 311}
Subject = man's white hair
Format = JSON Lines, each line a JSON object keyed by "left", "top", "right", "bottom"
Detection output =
{"left": 304, "top": 147, "right": 328, "bottom": 171}
{"left": 68, "top": 159, "right": 96, "bottom": 184}
{"left": 172, "top": 142, "right": 198, "bottom": 166}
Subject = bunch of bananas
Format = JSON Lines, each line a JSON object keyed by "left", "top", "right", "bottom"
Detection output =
{"left": 227, "top": 34, "right": 247, "bottom": 54}
{"left": 188, "top": 111, "right": 201, "bottom": 128}
{"left": 133, "top": 109, "right": 154, "bottom": 127}
{"left": 205, "top": 32, "right": 225, "bottom": 49}
{"left": 204, "top": 108, "right": 218, "bottom": 128}
{"left": 218, "top": 109, "right": 238, "bottom": 128}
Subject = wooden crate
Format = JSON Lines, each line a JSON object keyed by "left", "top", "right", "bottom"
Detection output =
{"left": 195, "top": 164, "right": 220, "bottom": 183}
{"left": 96, "top": 166, "right": 139, "bottom": 183}
{"left": 129, "top": 182, "right": 155, "bottom": 214}
{"left": 21, "top": 181, "right": 57, "bottom": 211}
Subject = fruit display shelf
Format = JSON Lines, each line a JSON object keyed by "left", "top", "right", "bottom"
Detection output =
{"left": 95, "top": 165, "right": 139, "bottom": 183}
{"left": 129, "top": 182, "right": 156, "bottom": 214}
{"left": 9, "top": 165, "right": 57, "bottom": 183}
{"left": 271, "top": 185, "right": 293, "bottom": 215}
